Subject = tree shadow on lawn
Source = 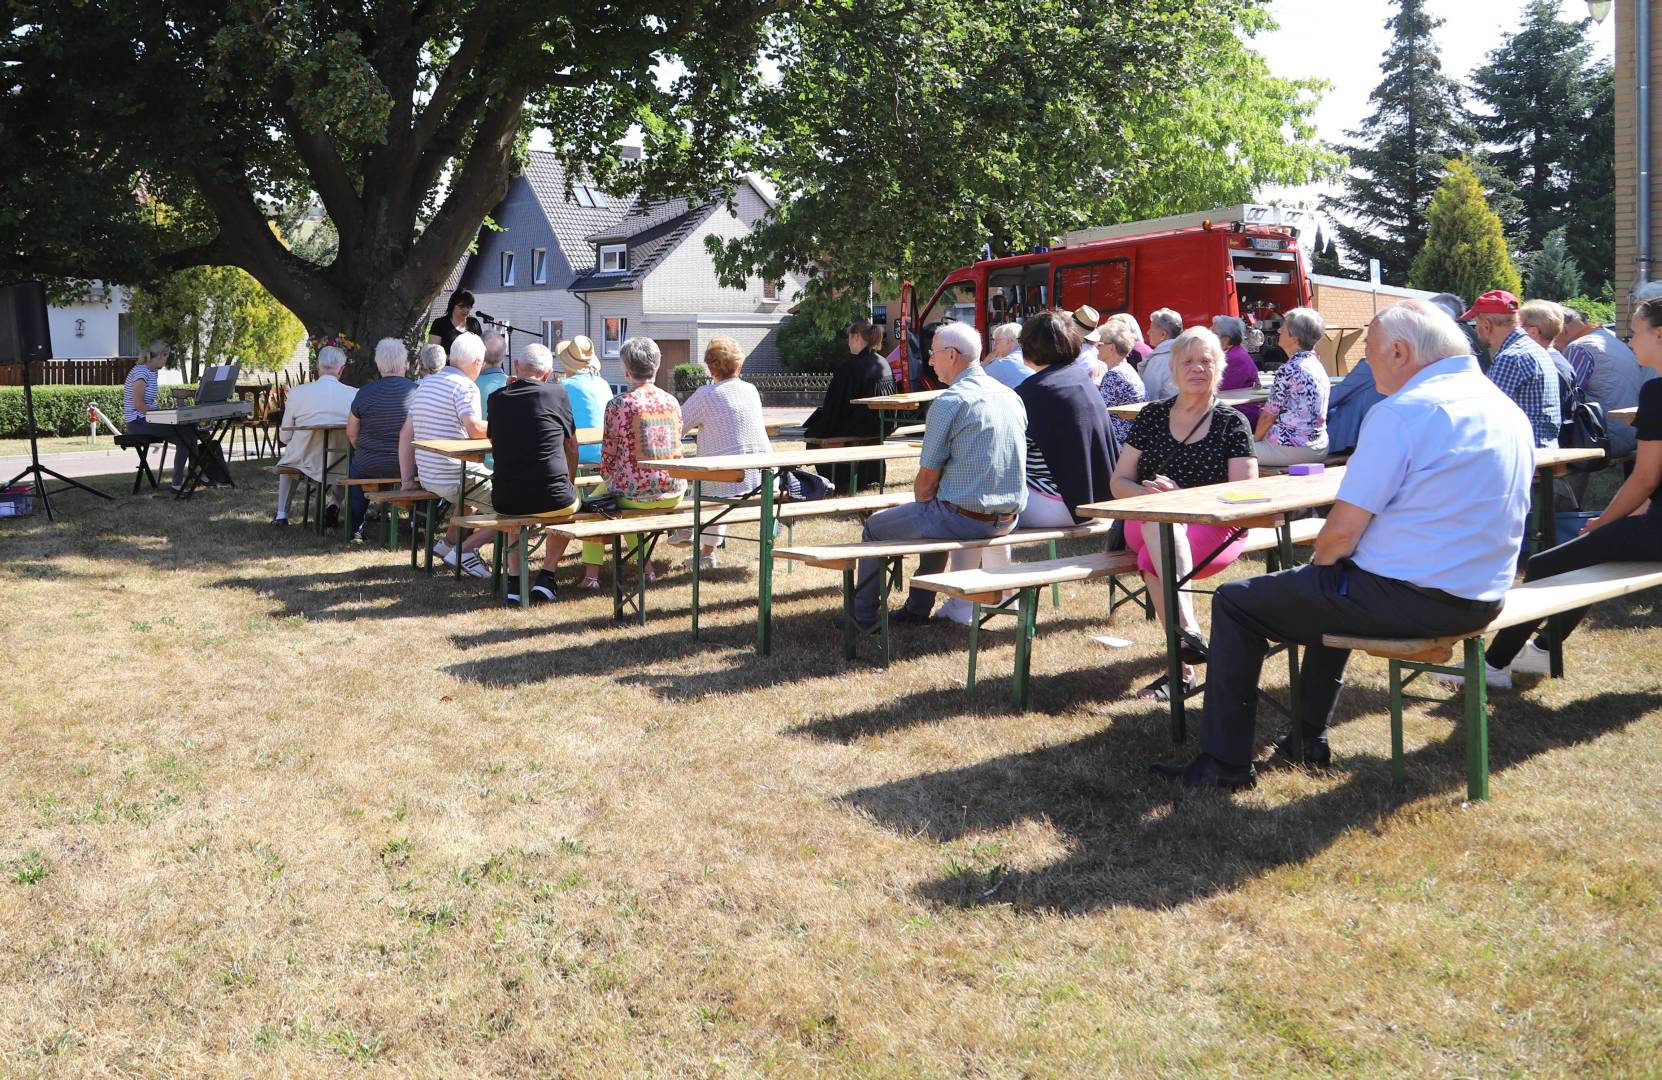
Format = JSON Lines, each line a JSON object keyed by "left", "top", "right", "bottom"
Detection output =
{"left": 838, "top": 686, "right": 1662, "bottom": 913}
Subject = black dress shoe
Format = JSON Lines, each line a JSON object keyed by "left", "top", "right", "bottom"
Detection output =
{"left": 1270, "top": 732, "right": 1332, "bottom": 767}
{"left": 1150, "top": 752, "right": 1257, "bottom": 790}
{"left": 324, "top": 503, "right": 342, "bottom": 529}
{"left": 890, "top": 608, "right": 933, "bottom": 625}
{"left": 270, "top": 516, "right": 289, "bottom": 527}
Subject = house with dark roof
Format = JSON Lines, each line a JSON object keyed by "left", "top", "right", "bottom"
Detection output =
{"left": 431, "top": 150, "right": 803, "bottom": 382}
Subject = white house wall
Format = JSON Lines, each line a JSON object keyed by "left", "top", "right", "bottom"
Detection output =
{"left": 456, "top": 288, "right": 591, "bottom": 364}
{"left": 47, "top": 287, "right": 128, "bottom": 359}
{"left": 643, "top": 185, "right": 805, "bottom": 316}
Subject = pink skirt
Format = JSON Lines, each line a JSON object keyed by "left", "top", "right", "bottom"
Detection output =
{"left": 1123, "top": 520, "right": 1247, "bottom": 579}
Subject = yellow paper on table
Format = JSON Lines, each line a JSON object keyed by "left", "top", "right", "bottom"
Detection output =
{"left": 1217, "top": 491, "right": 1272, "bottom": 505}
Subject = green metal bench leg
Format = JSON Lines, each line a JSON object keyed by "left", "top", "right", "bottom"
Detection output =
{"left": 841, "top": 568, "right": 857, "bottom": 661}
{"left": 1464, "top": 638, "right": 1490, "bottom": 801}
{"left": 385, "top": 504, "right": 398, "bottom": 552}
{"left": 691, "top": 480, "right": 703, "bottom": 639}
{"left": 967, "top": 601, "right": 980, "bottom": 691}
{"left": 1388, "top": 659, "right": 1406, "bottom": 793}
{"left": 1048, "top": 539, "right": 1060, "bottom": 609}
{"left": 519, "top": 530, "right": 531, "bottom": 610}
{"left": 1278, "top": 522, "right": 1304, "bottom": 762}
{"left": 491, "top": 532, "right": 506, "bottom": 596}
{"left": 422, "top": 501, "right": 437, "bottom": 575}
{"left": 758, "top": 468, "right": 776, "bottom": 654}
{"left": 634, "top": 534, "right": 649, "bottom": 626}
{"left": 1011, "top": 587, "right": 1039, "bottom": 711}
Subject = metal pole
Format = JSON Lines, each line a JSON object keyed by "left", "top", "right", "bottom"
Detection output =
{"left": 1640, "top": 0, "right": 1653, "bottom": 287}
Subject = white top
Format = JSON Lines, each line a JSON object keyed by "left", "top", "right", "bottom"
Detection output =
{"left": 679, "top": 378, "right": 771, "bottom": 497}
{"left": 1141, "top": 339, "right": 1177, "bottom": 400}
{"left": 1337, "top": 355, "right": 1534, "bottom": 602}
{"left": 275, "top": 374, "right": 359, "bottom": 481}
{"left": 408, "top": 367, "right": 482, "bottom": 489}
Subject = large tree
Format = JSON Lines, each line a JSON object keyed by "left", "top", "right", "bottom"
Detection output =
{"left": 1564, "top": 60, "right": 1616, "bottom": 286}
{"left": 1466, "top": 0, "right": 1596, "bottom": 256}
{"left": 0, "top": 1, "right": 780, "bottom": 380}
{"left": 1322, "top": 0, "right": 1473, "bottom": 286}
{"left": 711, "top": 1, "right": 1340, "bottom": 302}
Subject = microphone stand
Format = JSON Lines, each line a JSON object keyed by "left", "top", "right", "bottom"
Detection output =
{"left": 478, "top": 314, "right": 543, "bottom": 376}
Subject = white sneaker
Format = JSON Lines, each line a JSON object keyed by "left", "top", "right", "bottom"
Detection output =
{"left": 434, "top": 538, "right": 455, "bottom": 562}
{"left": 934, "top": 598, "right": 975, "bottom": 626}
{"left": 1509, "top": 640, "right": 1552, "bottom": 676}
{"left": 666, "top": 528, "right": 695, "bottom": 547}
{"left": 1429, "top": 664, "right": 1512, "bottom": 691}
{"left": 459, "top": 551, "right": 492, "bottom": 579}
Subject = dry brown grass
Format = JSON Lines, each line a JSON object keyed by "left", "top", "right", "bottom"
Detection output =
{"left": 1, "top": 451, "right": 1659, "bottom": 1076}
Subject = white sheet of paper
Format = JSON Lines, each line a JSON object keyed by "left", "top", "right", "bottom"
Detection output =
{"left": 1090, "top": 635, "right": 1133, "bottom": 649}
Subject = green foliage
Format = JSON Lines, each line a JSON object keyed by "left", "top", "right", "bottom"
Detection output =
{"left": 1467, "top": 0, "right": 1597, "bottom": 255}
{"left": 1323, "top": 0, "right": 1474, "bottom": 286}
{"left": 129, "top": 266, "right": 304, "bottom": 380}
{"left": 776, "top": 295, "right": 867, "bottom": 375}
{"left": 0, "top": 386, "right": 129, "bottom": 438}
{"left": 1525, "top": 227, "right": 1585, "bottom": 302}
{"left": 709, "top": 0, "right": 1340, "bottom": 304}
{"left": 1565, "top": 62, "right": 1616, "bottom": 285}
{"left": 1564, "top": 293, "right": 1616, "bottom": 326}
{"left": 671, "top": 363, "right": 708, "bottom": 391}
{"left": 1409, "top": 159, "right": 1522, "bottom": 299}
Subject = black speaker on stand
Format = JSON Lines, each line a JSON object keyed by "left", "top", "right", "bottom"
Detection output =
{"left": 0, "top": 281, "right": 111, "bottom": 520}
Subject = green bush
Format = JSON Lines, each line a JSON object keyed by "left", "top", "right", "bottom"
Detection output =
{"left": 672, "top": 362, "right": 708, "bottom": 391}
{"left": 1564, "top": 293, "right": 1616, "bottom": 327}
{"left": 0, "top": 385, "right": 131, "bottom": 437}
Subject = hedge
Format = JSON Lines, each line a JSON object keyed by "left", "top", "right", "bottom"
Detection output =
{"left": 0, "top": 385, "right": 133, "bottom": 437}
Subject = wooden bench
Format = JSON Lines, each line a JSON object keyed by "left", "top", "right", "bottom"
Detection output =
{"left": 1324, "top": 561, "right": 1662, "bottom": 801}
{"left": 909, "top": 517, "right": 1326, "bottom": 710}
{"left": 363, "top": 487, "right": 449, "bottom": 572}
{"left": 544, "top": 491, "right": 914, "bottom": 624}
{"left": 774, "top": 519, "right": 1133, "bottom": 666}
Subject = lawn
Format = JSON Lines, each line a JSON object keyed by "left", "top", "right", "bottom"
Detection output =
{"left": 0, "top": 452, "right": 1658, "bottom": 1075}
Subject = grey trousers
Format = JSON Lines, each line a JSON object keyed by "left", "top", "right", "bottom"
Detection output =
{"left": 1200, "top": 561, "right": 1503, "bottom": 767}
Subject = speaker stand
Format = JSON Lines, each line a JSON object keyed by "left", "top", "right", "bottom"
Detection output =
{"left": 2, "top": 359, "right": 111, "bottom": 521}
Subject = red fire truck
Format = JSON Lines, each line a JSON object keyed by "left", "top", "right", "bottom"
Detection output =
{"left": 892, "top": 204, "right": 1314, "bottom": 389}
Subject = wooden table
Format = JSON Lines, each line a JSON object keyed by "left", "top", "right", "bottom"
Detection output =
{"left": 1107, "top": 387, "right": 1267, "bottom": 421}
{"left": 1532, "top": 446, "right": 1605, "bottom": 555}
{"left": 850, "top": 389, "right": 946, "bottom": 437}
{"left": 1079, "top": 468, "right": 1347, "bottom": 755}
{"left": 288, "top": 423, "right": 350, "bottom": 537}
{"left": 1609, "top": 406, "right": 1637, "bottom": 425}
{"left": 643, "top": 443, "right": 924, "bottom": 654}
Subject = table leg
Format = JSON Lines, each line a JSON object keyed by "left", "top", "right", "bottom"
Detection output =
{"left": 757, "top": 467, "right": 776, "bottom": 655}
{"left": 454, "top": 458, "right": 468, "bottom": 580}
{"left": 315, "top": 429, "right": 331, "bottom": 536}
{"left": 1277, "top": 519, "right": 1304, "bottom": 763}
{"left": 691, "top": 479, "right": 703, "bottom": 639}
{"left": 341, "top": 446, "right": 354, "bottom": 544}
{"left": 1159, "top": 523, "right": 1185, "bottom": 744}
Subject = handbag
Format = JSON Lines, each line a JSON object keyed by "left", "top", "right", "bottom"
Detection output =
{"left": 579, "top": 492, "right": 622, "bottom": 518}
{"left": 1557, "top": 375, "right": 1609, "bottom": 472}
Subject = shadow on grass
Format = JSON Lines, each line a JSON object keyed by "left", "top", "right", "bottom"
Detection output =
{"left": 838, "top": 687, "right": 1662, "bottom": 913}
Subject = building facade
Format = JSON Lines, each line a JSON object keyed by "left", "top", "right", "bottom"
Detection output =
{"left": 434, "top": 152, "right": 804, "bottom": 384}
{"left": 1616, "top": 0, "right": 1662, "bottom": 324}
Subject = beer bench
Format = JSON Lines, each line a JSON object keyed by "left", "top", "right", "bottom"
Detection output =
{"left": 909, "top": 517, "right": 1325, "bottom": 710}
{"left": 363, "top": 487, "right": 446, "bottom": 571}
{"left": 544, "top": 491, "right": 913, "bottom": 625}
{"left": 1324, "top": 561, "right": 1662, "bottom": 802}
{"left": 774, "top": 519, "right": 1130, "bottom": 667}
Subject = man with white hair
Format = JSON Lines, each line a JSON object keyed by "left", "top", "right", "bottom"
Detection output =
{"left": 847, "top": 319, "right": 1027, "bottom": 628}
{"left": 399, "top": 331, "right": 493, "bottom": 576}
{"left": 416, "top": 343, "right": 448, "bottom": 377}
{"left": 344, "top": 338, "right": 416, "bottom": 539}
{"left": 486, "top": 342, "right": 580, "bottom": 603}
{"left": 272, "top": 345, "right": 359, "bottom": 526}
{"left": 1140, "top": 308, "right": 1185, "bottom": 400}
{"left": 1153, "top": 300, "right": 1534, "bottom": 789}
{"left": 477, "top": 330, "right": 510, "bottom": 408}
{"left": 1560, "top": 304, "right": 1649, "bottom": 459}
{"left": 982, "top": 322, "right": 1029, "bottom": 388}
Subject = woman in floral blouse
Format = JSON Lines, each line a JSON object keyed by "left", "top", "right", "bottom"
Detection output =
{"left": 1092, "top": 318, "right": 1146, "bottom": 446}
{"left": 1252, "top": 307, "right": 1331, "bottom": 467}
{"left": 577, "top": 337, "right": 686, "bottom": 589}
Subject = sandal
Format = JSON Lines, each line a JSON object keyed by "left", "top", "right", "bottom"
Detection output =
{"left": 1178, "top": 630, "right": 1210, "bottom": 665}
{"left": 1133, "top": 670, "right": 1198, "bottom": 703}
{"left": 577, "top": 576, "right": 602, "bottom": 591}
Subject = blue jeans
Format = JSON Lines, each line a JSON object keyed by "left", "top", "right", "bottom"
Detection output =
{"left": 854, "top": 499, "right": 1014, "bottom": 623}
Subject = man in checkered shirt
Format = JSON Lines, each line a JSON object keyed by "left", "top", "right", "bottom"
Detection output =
{"left": 1464, "top": 290, "right": 1561, "bottom": 448}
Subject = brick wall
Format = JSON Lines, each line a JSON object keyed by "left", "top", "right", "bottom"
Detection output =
{"left": 1614, "top": 0, "right": 1662, "bottom": 326}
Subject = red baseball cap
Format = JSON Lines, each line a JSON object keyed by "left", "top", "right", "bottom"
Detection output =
{"left": 1458, "top": 290, "right": 1520, "bottom": 320}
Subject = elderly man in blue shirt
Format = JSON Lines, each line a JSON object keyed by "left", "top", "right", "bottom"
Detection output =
{"left": 848, "top": 321, "right": 1027, "bottom": 629}
{"left": 1153, "top": 300, "right": 1535, "bottom": 789}
{"left": 1465, "top": 290, "right": 1561, "bottom": 448}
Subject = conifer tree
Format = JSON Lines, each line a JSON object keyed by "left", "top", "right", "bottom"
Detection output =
{"left": 1322, "top": 0, "right": 1473, "bottom": 286}
{"left": 1525, "top": 227, "right": 1585, "bottom": 301}
{"left": 1408, "top": 158, "right": 1522, "bottom": 299}
{"left": 1467, "top": 0, "right": 1596, "bottom": 254}
{"left": 1564, "top": 61, "right": 1616, "bottom": 285}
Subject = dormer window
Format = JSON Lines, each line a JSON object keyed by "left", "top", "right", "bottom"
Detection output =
{"left": 599, "top": 244, "right": 627, "bottom": 273}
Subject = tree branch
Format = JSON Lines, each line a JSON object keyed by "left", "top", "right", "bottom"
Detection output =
{"left": 273, "top": 74, "right": 366, "bottom": 250}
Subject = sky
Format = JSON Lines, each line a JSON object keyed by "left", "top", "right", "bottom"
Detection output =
{"left": 1258, "top": 0, "right": 1615, "bottom": 207}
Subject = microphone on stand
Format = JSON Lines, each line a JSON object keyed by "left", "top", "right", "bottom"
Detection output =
{"left": 476, "top": 311, "right": 496, "bottom": 324}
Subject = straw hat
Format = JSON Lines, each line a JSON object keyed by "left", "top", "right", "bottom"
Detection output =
{"left": 1070, "top": 305, "right": 1102, "bottom": 342}
{"left": 557, "top": 335, "right": 600, "bottom": 374}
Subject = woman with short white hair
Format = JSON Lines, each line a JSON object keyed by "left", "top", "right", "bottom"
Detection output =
{"left": 1252, "top": 307, "right": 1331, "bottom": 467}
{"left": 1094, "top": 319, "right": 1145, "bottom": 446}
{"left": 1107, "top": 312, "right": 1151, "bottom": 369}
{"left": 340, "top": 338, "right": 418, "bottom": 537}
{"left": 417, "top": 343, "right": 448, "bottom": 376}
{"left": 1109, "top": 326, "right": 1258, "bottom": 700}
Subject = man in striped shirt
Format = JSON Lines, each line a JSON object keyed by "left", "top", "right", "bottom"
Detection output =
{"left": 121, "top": 340, "right": 196, "bottom": 492}
{"left": 398, "top": 332, "right": 494, "bottom": 577}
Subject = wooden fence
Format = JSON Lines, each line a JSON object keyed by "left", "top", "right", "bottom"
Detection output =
{"left": 0, "top": 358, "right": 138, "bottom": 386}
